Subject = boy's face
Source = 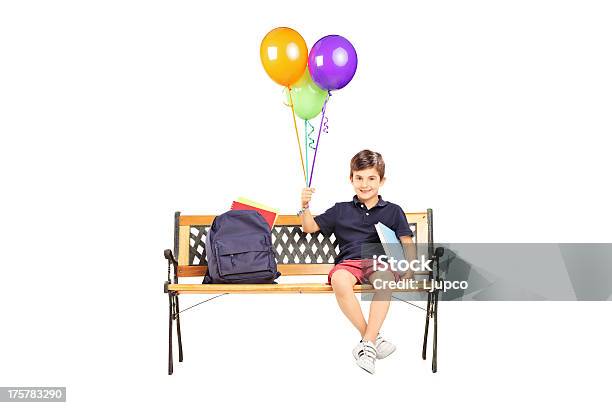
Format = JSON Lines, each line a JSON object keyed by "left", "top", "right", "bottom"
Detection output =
{"left": 350, "top": 167, "right": 385, "bottom": 202}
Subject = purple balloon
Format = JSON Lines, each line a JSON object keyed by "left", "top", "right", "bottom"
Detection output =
{"left": 308, "top": 35, "right": 358, "bottom": 91}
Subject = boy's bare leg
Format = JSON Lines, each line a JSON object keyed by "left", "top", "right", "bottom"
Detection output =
{"left": 331, "top": 269, "right": 367, "bottom": 337}
{"left": 363, "top": 270, "right": 394, "bottom": 342}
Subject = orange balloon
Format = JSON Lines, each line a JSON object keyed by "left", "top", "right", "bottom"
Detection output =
{"left": 260, "top": 27, "right": 308, "bottom": 87}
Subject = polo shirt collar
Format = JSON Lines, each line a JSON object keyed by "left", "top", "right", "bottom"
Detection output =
{"left": 352, "top": 195, "right": 388, "bottom": 209}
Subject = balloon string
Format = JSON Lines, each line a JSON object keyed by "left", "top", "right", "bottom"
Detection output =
{"left": 306, "top": 120, "right": 315, "bottom": 149}
{"left": 308, "top": 91, "right": 331, "bottom": 188}
{"left": 287, "top": 87, "right": 307, "bottom": 185}
{"left": 304, "top": 120, "right": 309, "bottom": 183}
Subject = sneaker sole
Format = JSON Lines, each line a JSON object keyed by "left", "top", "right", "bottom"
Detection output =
{"left": 356, "top": 360, "right": 375, "bottom": 374}
{"left": 353, "top": 345, "right": 397, "bottom": 360}
{"left": 376, "top": 344, "right": 397, "bottom": 359}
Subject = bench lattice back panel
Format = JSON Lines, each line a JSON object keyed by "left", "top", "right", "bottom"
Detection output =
{"left": 185, "top": 222, "right": 418, "bottom": 266}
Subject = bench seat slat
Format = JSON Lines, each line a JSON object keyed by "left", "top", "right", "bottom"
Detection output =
{"left": 167, "top": 282, "right": 431, "bottom": 294}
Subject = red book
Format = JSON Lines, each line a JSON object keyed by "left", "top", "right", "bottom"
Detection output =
{"left": 230, "top": 198, "right": 278, "bottom": 229}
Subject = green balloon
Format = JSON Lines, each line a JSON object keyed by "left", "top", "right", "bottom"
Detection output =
{"left": 288, "top": 70, "right": 327, "bottom": 120}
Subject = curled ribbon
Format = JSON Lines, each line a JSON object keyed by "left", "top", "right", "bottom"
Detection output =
{"left": 306, "top": 120, "right": 315, "bottom": 149}
{"left": 307, "top": 91, "right": 332, "bottom": 187}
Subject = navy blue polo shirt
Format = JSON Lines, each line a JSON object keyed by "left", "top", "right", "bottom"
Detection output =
{"left": 314, "top": 195, "right": 414, "bottom": 264}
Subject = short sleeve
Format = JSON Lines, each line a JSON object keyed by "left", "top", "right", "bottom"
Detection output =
{"left": 392, "top": 205, "right": 414, "bottom": 238}
{"left": 313, "top": 203, "right": 338, "bottom": 235}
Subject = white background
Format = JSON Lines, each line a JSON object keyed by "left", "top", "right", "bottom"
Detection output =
{"left": 1, "top": 0, "right": 611, "bottom": 406}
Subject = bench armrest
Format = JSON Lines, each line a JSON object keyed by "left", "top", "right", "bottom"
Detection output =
{"left": 164, "top": 249, "right": 178, "bottom": 283}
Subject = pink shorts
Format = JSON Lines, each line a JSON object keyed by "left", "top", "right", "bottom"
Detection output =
{"left": 328, "top": 259, "right": 401, "bottom": 285}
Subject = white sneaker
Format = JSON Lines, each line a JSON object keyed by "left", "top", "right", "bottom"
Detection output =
{"left": 352, "top": 334, "right": 396, "bottom": 360}
{"left": 355, "top": 340, "right": 377, "bottom": 374}
{"left": 374, "top": 334, "right": 396, "bottom": 359}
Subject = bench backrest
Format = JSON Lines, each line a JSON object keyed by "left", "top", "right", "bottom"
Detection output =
{"left": 174, "top": 210, "right": 433, "bottom": 278}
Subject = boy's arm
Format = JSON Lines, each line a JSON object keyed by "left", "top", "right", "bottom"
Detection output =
{"left": 400, "top": 235, "right": 417, "bottom": 278}
{"left": 299, "top": 188, "right": 321, "bottom": 233}
{"left": 300, "top": 208, "right": 321, "bottom": 233}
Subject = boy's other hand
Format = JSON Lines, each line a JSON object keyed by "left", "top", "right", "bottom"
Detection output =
{"left": 301, "top": 187, "right": 316, "bottom": 208}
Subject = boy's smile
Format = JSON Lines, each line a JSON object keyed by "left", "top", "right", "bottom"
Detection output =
{"left": 351, "top": 167, "right": 386, "bottom": 209}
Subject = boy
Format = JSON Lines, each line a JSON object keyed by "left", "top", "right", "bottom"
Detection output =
{"left": 298, "top": 149, "right": 416, "bottom": 374}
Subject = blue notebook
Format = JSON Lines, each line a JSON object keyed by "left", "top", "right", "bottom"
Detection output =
{"left": 374, "top": 222, "right": 406, "bottom": 262}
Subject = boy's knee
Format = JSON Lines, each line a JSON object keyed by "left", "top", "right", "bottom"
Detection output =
{"left": 331, "top": 269, "right": 356, "bottom": 293}
{"left": 368, "top": 270, "right": 396, "bottom": 296}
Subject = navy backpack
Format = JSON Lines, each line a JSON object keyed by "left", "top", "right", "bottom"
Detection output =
{"left": 203, "top": 210, "right": 280, "bottom": 284}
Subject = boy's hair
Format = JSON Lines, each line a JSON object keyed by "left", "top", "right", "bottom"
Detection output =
{"left": 350, "top": 149, "right": 385, "bottom": 179}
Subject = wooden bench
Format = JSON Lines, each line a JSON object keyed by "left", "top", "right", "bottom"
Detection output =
{"left": 164, "top": 209, "right": 443, "bottom": 374}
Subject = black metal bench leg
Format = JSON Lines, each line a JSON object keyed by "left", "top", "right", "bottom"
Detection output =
{"left": 175, "top": 295, "right": 183, "bottom": 362}
{"left": 168, "top": 293, "right": 174, "bottom": 375}
{"left": 432, "top": 290, "right": 438, "bottom": 373}
{"left": 422, "top": 291, "right": 432, "bottom": 360}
